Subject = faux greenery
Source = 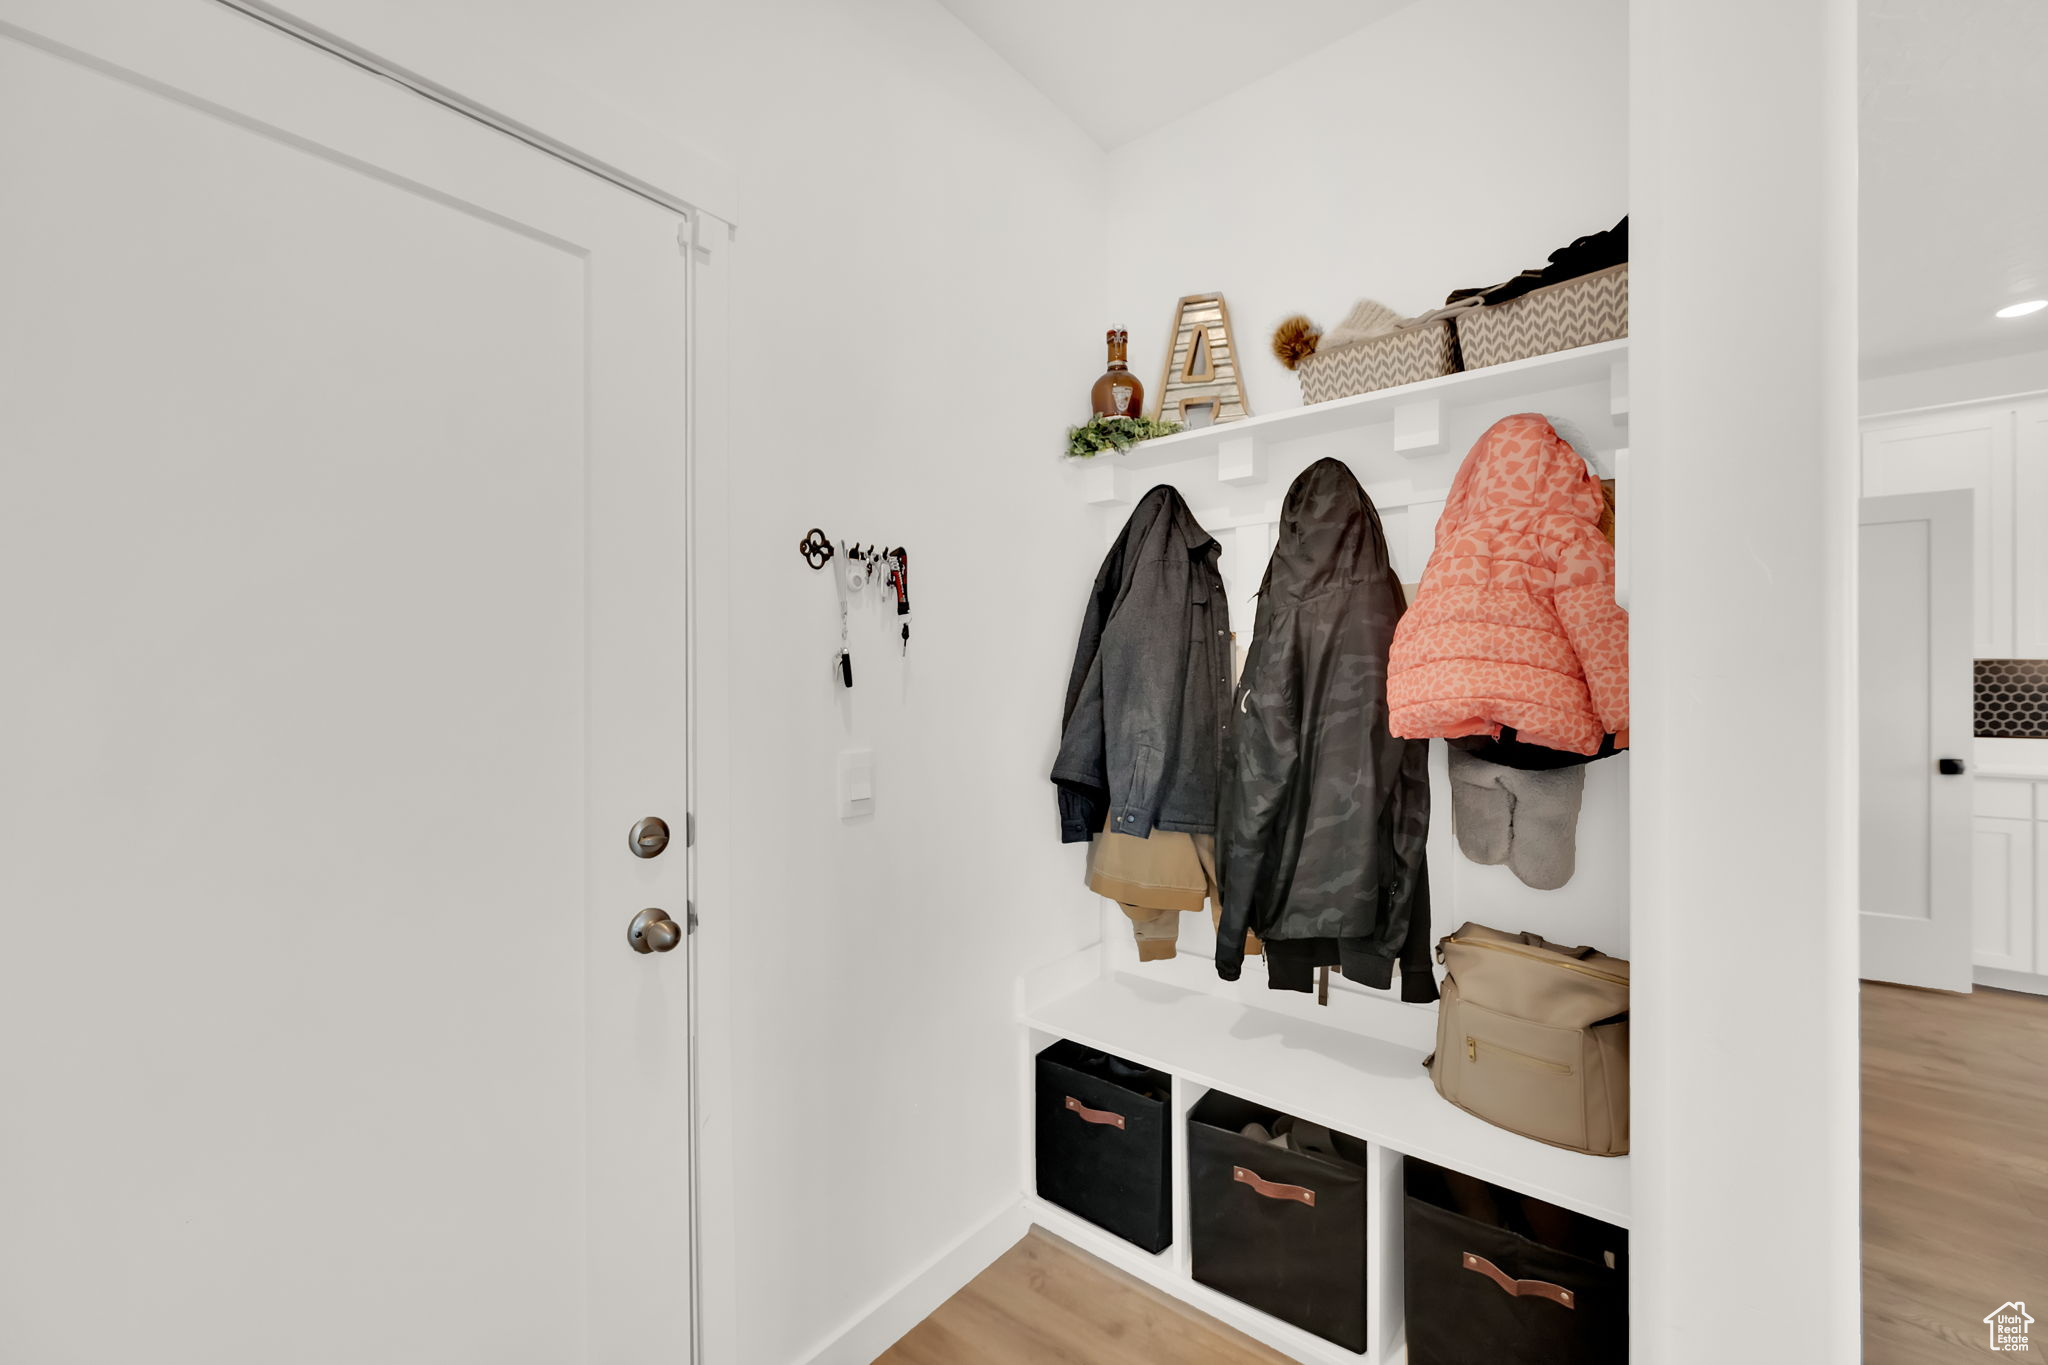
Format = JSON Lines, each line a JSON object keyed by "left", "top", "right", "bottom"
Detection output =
{"left": 1065, "top": 414, "right": 1183, "bottom": 460}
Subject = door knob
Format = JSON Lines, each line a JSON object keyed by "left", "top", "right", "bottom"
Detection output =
{"left": 627, "top": 907, "right": 682, "bottom": 954}
{"left": 1938, "top": 757, "right": 1966, "bottom": 776}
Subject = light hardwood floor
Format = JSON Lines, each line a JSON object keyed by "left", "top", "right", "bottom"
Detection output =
{"left": 880, "top": 983, "right": 2047, "bottom": 1364}
{"left": 1862, "top": 981, "right": 2048, "bottom": 1363}
{"left": 874, "top": 1228, "right": 1292, "bottom": 1365}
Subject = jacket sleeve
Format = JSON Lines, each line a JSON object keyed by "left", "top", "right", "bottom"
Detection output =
{"left": 1094, "top": 557, "right": 1192, "bottom": 835}
{"left": 1050, "top": 547, "right": 1124, "bottom": 843}
{"left": 1391, "top": 737, "right": 1438, "bottom": 1003}
{"left": 1553, "top": 524, "right": 1630, "bottom": 736}
{"left": 1215, "top": 633, "right": 1299, "bottom": 982}
{"left": 1051, "top": 655, "right": 1107, "bottom": 842}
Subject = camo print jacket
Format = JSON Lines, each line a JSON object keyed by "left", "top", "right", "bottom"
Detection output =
{"left": 1216, "top": 459, "right": 1437, "bottom": 1002}
{"left": 1052, "top": 485, "right": 1230, "bottom": 844}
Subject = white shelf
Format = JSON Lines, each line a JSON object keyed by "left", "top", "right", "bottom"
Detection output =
{"left": 1024, "top": 973, "right": 1630, "bottom": 1229}
{"left": 1067, "top": 340, "right": 1629, "bottom": 505}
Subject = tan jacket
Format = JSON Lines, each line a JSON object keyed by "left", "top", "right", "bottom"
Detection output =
{"left": 1089, "top": 821, "right": 1260, "bottom": 962}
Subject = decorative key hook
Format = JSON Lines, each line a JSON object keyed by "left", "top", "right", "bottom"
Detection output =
{"left": 802, "top": 526, "right": 914, "bottom": 674}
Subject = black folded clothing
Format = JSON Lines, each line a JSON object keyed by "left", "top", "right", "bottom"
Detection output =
{"left": 1448, "top": 216, "right": 1628, "bottom": 309}
{"left": 1449, "top": 725, "right": 1624, "bottom": 771}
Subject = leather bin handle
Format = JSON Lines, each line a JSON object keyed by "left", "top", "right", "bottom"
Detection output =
{"left": 1232, "top": 1165, "right": 1316, "bottom": 1207}
{"left": 1462, "top": 1252, "right": 1576, "bottom": 1309}
{"left": 1063, "top": 1095, "right": 1126, "bottom": 1130}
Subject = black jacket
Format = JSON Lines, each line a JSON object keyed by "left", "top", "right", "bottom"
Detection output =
{"left": 1216, "top": 459, "right": 1436, "bottom": 1001}
{"left": 1447, "top": 216, "right": 1628, "bottom": 308}
{"left": 1053, "top": 486, "right": 1229, "bottom": 843}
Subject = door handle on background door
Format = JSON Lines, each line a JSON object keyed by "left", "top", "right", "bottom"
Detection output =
{"left": 627, "top": 907, "right": 682, "bottom": 954}
{"left": 1938, "top": 758, "right": 1966, "bottom": 776}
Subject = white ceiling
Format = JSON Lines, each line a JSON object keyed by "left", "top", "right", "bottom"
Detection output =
{"left": 931, "top": 0, "right": 1418, "bottom": 149}
{"left": 1862, "top": 0, "right": 2048, "bottom": 374}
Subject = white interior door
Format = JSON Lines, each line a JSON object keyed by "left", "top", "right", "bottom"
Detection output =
{"left": 0, "top": 4, "right": 692, "bottom": 1362}
{"left": 1859, "top": 491, "right": 1975, "bottom": 991}
{"left": 1860, "top": 406, "right": 2014, "bottom": 657}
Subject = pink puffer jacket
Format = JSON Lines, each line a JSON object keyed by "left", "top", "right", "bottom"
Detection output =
{"left": 1387, "top": 413, "right": 1627, "bottom": 755}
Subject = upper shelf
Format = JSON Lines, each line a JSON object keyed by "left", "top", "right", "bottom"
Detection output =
{"left": 1025, "top": 972, "right": 1631, "bottom": 1228}
{"left": 1068, "top": 338, "right": 1629, "bottom": 504}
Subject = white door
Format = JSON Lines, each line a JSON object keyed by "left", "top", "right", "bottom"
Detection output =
{"left": 1859, "top": 491, "right": 1975, "bottom": 991}
{"left": 0, "top": 4, "right": 693, "bottom": 1362}
{"left": 1860, "top": 405, "right": 2014, "bottom": 657}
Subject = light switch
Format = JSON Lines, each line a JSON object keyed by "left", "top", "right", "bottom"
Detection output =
{"left": 838, "top": 749, "right": 875, "bottom": 819}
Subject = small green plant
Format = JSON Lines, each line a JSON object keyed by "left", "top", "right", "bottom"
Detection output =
{"left": 1065, "top": 414, "right": 1183, "bottom": 460}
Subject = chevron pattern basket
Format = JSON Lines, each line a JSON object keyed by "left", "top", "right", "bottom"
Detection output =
{"left": 1456, "top": 263, "right": 1628, "bottom": 370}
{"left": 1297, "top": 318, "right": 1459, "bottom": 404}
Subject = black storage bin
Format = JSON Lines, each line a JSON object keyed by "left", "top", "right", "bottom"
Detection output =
{"left": 1404, "top": 1157, "right": 1628, "bottom": 1365}
{"left": 1187, "top": 1091, "right": 1371, "bottom": 1353}
{"left": 1034, "top": 1040, "right": 1173, "bottom": 1253}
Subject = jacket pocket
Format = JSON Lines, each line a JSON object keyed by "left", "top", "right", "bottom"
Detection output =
{"left": 1437, "top": 995, "right": 1589, "bottom": 1152}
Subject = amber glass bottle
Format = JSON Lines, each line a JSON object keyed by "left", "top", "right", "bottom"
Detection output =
{"left": 1090, "top": 329, "right": 1143, "bottom": 419}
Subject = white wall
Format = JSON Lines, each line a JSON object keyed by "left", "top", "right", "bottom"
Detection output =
{"left": 1862, "top": 344, "right": 2048, "bottom": 414}
{"left": 1105, "top": 0, "right": 1629, "bottom": 423}
{"left": 1629, "top": 0, "right": 1861, "bottom": 1357}
{"left": 1101, "top": 0, "right": 1635, "bottom": 974}
{"left": 679, "top": 20, "right": 1109, "bottom": 1354}
{"left": 260, "top": 4, "right": 1109, "bottom": 1362}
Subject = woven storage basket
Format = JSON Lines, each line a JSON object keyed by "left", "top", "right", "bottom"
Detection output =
{"left": 1456, "top": 263, "right": 1628, "bottom": 370}
{"left": 1296, "top": 317, "right": 1459, "bottom": 404}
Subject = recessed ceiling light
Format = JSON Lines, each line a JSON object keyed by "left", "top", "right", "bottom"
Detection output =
{"left": 1995, "top": 299, "right": 2048, "bottom": 319}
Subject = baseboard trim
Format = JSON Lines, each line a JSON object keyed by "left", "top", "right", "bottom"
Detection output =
{"left": 790, "top": 1200, "right": 1030, "bottom": 1365}
{"left": 1974, "top": 965, "right": 2048, "bottom": 998}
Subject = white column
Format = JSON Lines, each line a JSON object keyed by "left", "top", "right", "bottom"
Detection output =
{"left": 1628, "top": 2, "right": 1860, "bottom": 1361}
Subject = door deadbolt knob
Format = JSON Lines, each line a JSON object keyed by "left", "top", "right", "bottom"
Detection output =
{"left": 628, "top": 907, "right": 682, "bottom": 954}
{"left": 628, "top": 816, "right": 671, "bottom": 858}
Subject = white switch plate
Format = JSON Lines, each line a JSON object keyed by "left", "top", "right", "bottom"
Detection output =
{"left": 838, "top": 748, "right": 875, "bottom": 819}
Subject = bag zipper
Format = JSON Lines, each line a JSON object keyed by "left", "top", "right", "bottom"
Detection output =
{"left": 1445, "top": 935, "right": 1628, "bottom": 986}
{"left": 1466, "top": 1035, "right": 1573, "bottom": 1074}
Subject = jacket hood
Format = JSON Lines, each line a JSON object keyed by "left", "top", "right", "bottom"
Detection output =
{"left": 1440, "top": 413, "right": 1602, "bottom": 530}
{"left": 1261, "top": 458, "right": 1389, "bottom": 603}
{"left": 1129, "top": 482, "right": 1219, "bottom": 559}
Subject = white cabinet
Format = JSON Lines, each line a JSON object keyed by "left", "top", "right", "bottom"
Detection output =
{"left": 1971, "top": 813, "right": 2034, "bottom": 973}
{"left": 1861, "top": 405, "right": 2014, "bottom": 657}
{"left": 1972, "top": 777, "right": 2043, "bottom": 980}
{"left": 2012, "top": 400, "right": 2048, "bottom": 658}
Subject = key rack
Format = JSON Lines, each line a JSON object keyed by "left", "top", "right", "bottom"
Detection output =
{"left": 801, "top": 527, "right": 913, "bottom": 684}
{"left": 798, "top": 527, "right": 904, "bottom": 574}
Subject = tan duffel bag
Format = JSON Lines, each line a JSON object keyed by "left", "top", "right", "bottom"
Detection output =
{"left": 1427, "top": 923, "right": 1630, "bottom": 1157}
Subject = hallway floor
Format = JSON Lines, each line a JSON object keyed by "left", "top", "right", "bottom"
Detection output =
{"left": 874, "top": 1228, "right": 1289, "bottom": 1365}
{"left": 1862, "top": 980, "right": 2048, "bottom": 1362}
{"left": 880, "top": 982, "right": 2048, "bottom": 1364}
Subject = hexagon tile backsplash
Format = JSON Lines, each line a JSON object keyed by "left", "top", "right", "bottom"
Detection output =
{"left": 1975, "top": 660, "right": 2048, "bottom": 739}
